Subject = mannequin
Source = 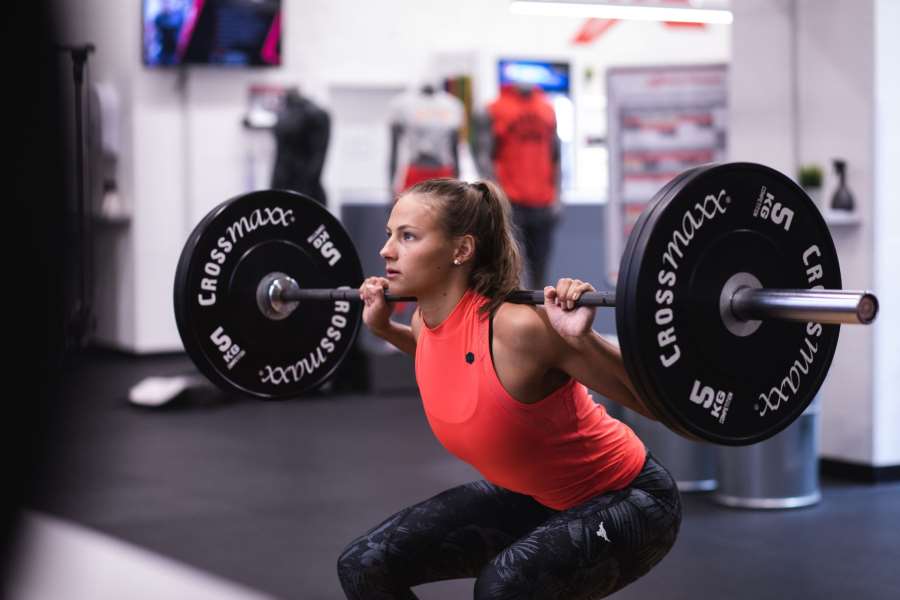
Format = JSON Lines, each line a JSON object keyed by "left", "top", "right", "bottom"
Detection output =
{"left": 271, "top": 88, "right": 330, "bottom": 205}
{"left": 476, "top": 83, "right": 561, "bottom": 289}
{"left": 388, "top": 83, "right": 464, "bottom": 196}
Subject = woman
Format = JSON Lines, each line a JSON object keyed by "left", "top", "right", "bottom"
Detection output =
{"left": 338, "top": 179, "right": 681, "bottom": 599}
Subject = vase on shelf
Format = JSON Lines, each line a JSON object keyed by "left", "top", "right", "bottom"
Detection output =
{"left": 831, "top": 159, "right": 855, "bottom": 212}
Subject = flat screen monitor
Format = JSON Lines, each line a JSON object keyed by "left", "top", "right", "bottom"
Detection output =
{"left": 143, "top": 0, "right": 281, "bottom": 67}
{"left": 498, "top": 59, "right": 571, "bottom": 94}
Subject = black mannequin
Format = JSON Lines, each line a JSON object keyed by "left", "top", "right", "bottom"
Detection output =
{"left": 271, "top": 88, "right": 330, "bottom": 205}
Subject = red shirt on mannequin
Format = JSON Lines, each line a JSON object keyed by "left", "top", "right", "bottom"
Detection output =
{"left": 488, "top": 85, "right": 558, "bottom": 207}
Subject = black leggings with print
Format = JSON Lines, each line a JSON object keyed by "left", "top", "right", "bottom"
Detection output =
{"left": 337, "top": 453, "right": 681, "bottom": 599}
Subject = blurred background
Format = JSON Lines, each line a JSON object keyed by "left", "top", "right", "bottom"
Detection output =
{"left": 6, "top": 1, "right": 899, "bottom": 598}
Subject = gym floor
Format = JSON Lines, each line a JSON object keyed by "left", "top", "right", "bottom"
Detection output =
{"left": 14, "top": 350, "right": 900, "bottom": 599}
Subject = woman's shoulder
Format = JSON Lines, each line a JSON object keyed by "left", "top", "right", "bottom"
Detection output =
{"left": 493, "top": 301, "right": 557, "bottom": 354}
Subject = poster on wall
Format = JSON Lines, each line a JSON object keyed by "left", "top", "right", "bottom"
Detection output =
{"left": 605, "top": 64, "right": 728, "bottom": 284}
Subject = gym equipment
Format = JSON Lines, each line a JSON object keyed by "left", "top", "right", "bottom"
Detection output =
{"left": 173, "top": 162, "right": 878, "bottom": 445}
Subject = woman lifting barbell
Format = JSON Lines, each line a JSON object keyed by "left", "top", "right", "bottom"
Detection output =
{"left": 337, "top": 178, "right": 682, "bottom": 599}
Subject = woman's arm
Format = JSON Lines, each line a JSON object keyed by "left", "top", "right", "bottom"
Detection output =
{"left": 495, "top": 301, "right": 654, "bottom": 418}
{"left": 371, "top": 320, "right": 417, "bottom": 356}
{"left": 554, "top": 331, "right": 657, "bottom": 420}
{"left": 538, "top": 279, "right": 658, "bottom": 420}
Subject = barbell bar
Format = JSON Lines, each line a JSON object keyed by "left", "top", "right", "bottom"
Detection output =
{"left": 270, "top": 281, "right": 878, "bottom": 325}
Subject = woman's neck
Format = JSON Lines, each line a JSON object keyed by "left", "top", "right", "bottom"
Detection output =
{"left": 416, "top": 281, "right": 471, "bottom": 328}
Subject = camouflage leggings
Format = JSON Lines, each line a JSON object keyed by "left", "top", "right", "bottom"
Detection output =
{"left": 337, "top": 454, "right": 681, "bottom": 599}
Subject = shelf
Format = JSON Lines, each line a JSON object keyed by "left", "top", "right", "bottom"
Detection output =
{"left": 822, "top": 210, "right": 861, "bottom": 227}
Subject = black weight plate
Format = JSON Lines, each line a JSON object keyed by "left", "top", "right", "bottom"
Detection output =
{"left": 622, "top": 162, "right": 840, "bottom": 445}
{"left": 617, "top": 164, "right": 713, "bottom": 435}
{"left": 629, "top": 165, "right": 723, "bottom": 440}
{"left": 616, "top": 166, "right": 705, "bottom": 292}
{"left": 174, "top": 190, "right": 363, "bottom": 399}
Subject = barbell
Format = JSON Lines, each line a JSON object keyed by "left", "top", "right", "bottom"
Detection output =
{"left": 173, "top": 162, "right": 879, "bottom": 446}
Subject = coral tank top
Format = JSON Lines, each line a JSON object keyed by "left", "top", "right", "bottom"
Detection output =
{"left": 415, "top": 290, "right": 646, "bottom": 510}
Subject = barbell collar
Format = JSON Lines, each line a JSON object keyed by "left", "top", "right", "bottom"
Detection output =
{"left": 730, "top": 288, "right": 879, "bottom": 325}
{"left": 256, "top": 272, "right": 299, "bottom": 321}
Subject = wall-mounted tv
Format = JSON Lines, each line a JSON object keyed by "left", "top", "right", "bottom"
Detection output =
{"left": 498, "top": 59, "right": 571, "bottom": 94}
{"left": 143, "top": 0, "right": 281, "bottom": 67}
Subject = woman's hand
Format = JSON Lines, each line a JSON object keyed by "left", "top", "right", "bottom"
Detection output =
{"left": 544, "top": 278, "right": 596, "bottom": 341}
{"left": 359, "top": 276, "right": 392, "bottom": 335}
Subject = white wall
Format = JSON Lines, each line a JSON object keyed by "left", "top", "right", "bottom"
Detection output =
{"left": 57, "top": 0, "right": 729, "bottom": 353}
{"left": 873, "top": 0, "right": 900, "bottom": 466}
{"left": 796, "top": 1, "right": 876, "bottom": 465}
{"left": 727, "top": 0, "right": 796, "bottom": 172}
{"left": 731, "top": 0, "right": 899, "bottom": 467}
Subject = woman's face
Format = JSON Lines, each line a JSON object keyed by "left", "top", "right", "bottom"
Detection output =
{"left": 380, "top": 193, "right": 457, "bottom": 297}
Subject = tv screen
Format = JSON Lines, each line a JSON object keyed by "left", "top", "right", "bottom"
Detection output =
{"left": 143, "top": 0, "right": 281, "bottom": 67}
{"left": 498, "top": 59, "right": 571, "bottom": 94}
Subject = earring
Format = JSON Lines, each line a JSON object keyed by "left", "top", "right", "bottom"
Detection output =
{"left": 453, "top": 259, "right": 461, "bottom": 265}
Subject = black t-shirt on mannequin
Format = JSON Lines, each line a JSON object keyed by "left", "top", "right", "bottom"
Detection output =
{"left": 271, "top": 88, "right": 330, "bottom": 206}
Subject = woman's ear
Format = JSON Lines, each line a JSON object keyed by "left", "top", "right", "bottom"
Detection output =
{"left": 454, "top": 234, "right": 476, "bottom": 265}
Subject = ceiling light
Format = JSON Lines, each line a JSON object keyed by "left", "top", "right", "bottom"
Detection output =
{"left": 509, "top": 1, "right": 734, "bottom": 25}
